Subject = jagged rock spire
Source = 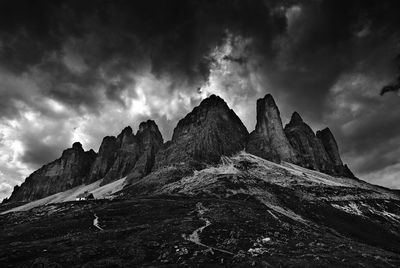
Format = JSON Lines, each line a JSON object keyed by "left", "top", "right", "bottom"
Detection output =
{"left": 8, "top": 143, "right": 96, "bottom": 202}
{"left": 247, "top": 94, "right": 298, "bottom": 163}
{"left": 316, "top": 127, "right": 355, "bottom": 178}
{"left": 316, "top": 128, "right": 342, "bottom": 166}
{"left": 284, "top": 112, "right": 334, "bottom": 174}
{"left": 101, "top": 121, "right": 163, "bottom": 185}
{"left": 87, "top": 136, "right": 119, "bottom": 183}
{"left": 154, "top": 94, "right": 249, "bottom": 169}
{"left": 290, "top": 112, "right": 303, "bottom": 124}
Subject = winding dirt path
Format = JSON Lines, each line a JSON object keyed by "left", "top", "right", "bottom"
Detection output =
{"left": 183, "top": 202, "right": 233, "bottom": 255}
{"left": 93, "top": 213, "right": 104, "bottom": 231}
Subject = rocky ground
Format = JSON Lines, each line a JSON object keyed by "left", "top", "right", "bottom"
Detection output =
{"left": 2, "top": 153, "right": 400, "bottom": 267}
{"left": 1, "top": 196, "right": 400, "bottom": 268}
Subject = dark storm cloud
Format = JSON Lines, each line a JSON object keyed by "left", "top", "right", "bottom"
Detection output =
{"left": 262, "top": 0, "right": 400, "bottom": 121}
{"left": 0, "top": 0, "right": 288, "bottom": 118}
{"left": 0, "top": 0, "right": 400, "bottom": 192}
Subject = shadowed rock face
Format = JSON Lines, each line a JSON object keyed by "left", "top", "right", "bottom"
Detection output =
{"left": 6, "top": 94, "right": 357, "bottom": 203}
{"left": 102, "top": 121, "right": 163, "bottom": 185}
{"left": 136, "top": 121, "right": 164, "bottom": 173}
{"left": 317, "top": 128, "right": 355, "bottom": 178}
{"left": 284, "top": 112, "right": 334, "bottom": 174}
{"left": 125, "top": 120, "right": 164, "bottom": 183}
{"left": 316, "top": 128, "right": 343, "bottom": 166}
{"left": 247, "top": 94, "right": 298, "bottom": 163}
{"left": 87, "top": 136, "right": 119, "bottom": 184}
{"left": 154, "top": 95, "right": 249, "bottom": 169}
{"left": 101, "top": 127, "right": 141, "bottom": 185}
{"left": 7, "top": 120, "right": 164, "bottom": 202}
{"left": 8, "top": 143, "right": 96, "bottom": 202}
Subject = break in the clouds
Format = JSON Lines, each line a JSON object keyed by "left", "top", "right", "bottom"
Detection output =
{"left": 0, "top": 0, "right": 400, "bottom": 201}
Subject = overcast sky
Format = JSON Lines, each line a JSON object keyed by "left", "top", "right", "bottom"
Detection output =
{"left": 0, "top": 0, "right": 400, "bottom": 201}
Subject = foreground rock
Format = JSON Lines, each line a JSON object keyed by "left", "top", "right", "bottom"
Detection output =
{"left": 154, "top": 95, "right": 248, "bottom": 169}
{"left": 8, "top": 143, "right": 96, "bottom": 202}
{"left": 247, "top": 94, "right": 298, "bottom": 163}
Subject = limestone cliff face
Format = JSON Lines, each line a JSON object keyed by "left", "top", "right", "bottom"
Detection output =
{"left": 8, "top": 143, "right": 96, "bottom": 202}
{"left": 130, "top": 120, "right": 164, "bottom": 176}
{"left": 316, "top": 128, "right": 343, "bottom": 166}
{"left": 101, "top": 127, "right": 141, "bottom": 185}
{"left": 247, "top": 94, "right": 299, "bottom": 163}
{"left": 284, "top": 112, "right": 334, "bottom": 174}
{"left": 316, "top": 127, "right": 355, "bottom": 178}
{"left": 154, "top": 95, "right": 249, "bottom": 169}
{"left": 101, "top": 121, "right": 163, "bottom": 185}
{"left": 87, "top": 136, "right": 119, "bottom": 183}
{"left": 7, "top": 94, "right": 357, "bottom": 203}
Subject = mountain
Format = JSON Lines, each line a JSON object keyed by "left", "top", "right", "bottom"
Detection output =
{"left": 6, "top": 94, "right": 355, "bottom": 203}
{"left": 284, "top": 112, "right": 337, "bottom": 174}
{"left": 8, "top": 142, "right": 96, "bottom": 202}
{"left": 125, "top": 120, "right": 164, "bottom": 183}
{"left": 247, "top": 94, "right": 299, "bottom": 163}
{"left": 87, "top": 136, "right": 119, "bottom": 184}
{"left": 8, "top": 121, "right": 163, "bottom": 202}
{"left": 154, "top": 95, "right": 249, "bottom": 169}
{"left": 1, "top": 152, "right": 399, "bottom": 267}
{"left": 1, "top": 94, "right": 399, "bottom": 267}
{"left": 316, "top": 127, "right": 355, "bottom": 178}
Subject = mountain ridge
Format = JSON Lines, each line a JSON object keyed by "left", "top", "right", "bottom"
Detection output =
{"left": 6, "top": 94, "right": 355, "bottom": 203}
{"left": 3, "top": 94, "right": 400, "bottom": 267}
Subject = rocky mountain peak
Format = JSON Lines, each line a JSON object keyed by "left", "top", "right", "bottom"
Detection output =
{"left": 6, "top": 93, "right": 357, "bottom": 203}
{"left": 137, "top": 119, "right": 160, "bottom": 136}
{"left": 290, "top": 112, "right": 304, "bottom": 125}
{"left": 61, "top": 142, "right": 85, "bottom": 158}
{"left": 137, "top": 120, "right": 163, "bottom": 146}
{"left": 263, "top": 93, "right": 277, "bottom": 106}
{"left": 120, "top": 126, "right": 133, "bottom": 135}
{"left": 247, "top": 94, "right": 298, "bottom": 163}
{"left": 72, "top": 142, "right": 83, "bottom": 151}
{"left": 117, "top": 126, "right": 135, "bottom": 147}
{"left": 199, "top": 94, "right": 226, "bottom": 108}
{"left": 125, "top": 120, "right": 164, "bottom": 182}
{"left": 9, "top": 141, "right": 96, "bottom": 202}
{"left": 284, "top": 113, "right": 334, "bottom": 174}
{"left": 316, "top": 127, "right": 355, "bottom": 178}
{"left": 316, "top": 128, "right": 342, "bottom": 166}
{"left": 155, "top": 94, "right": 248, "bottom": 168}
{"left": 87, "top": 136, "right": 119, "bottom": 183}
{"left": 171, "top": 94, "right": 232, "bottom": 141}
